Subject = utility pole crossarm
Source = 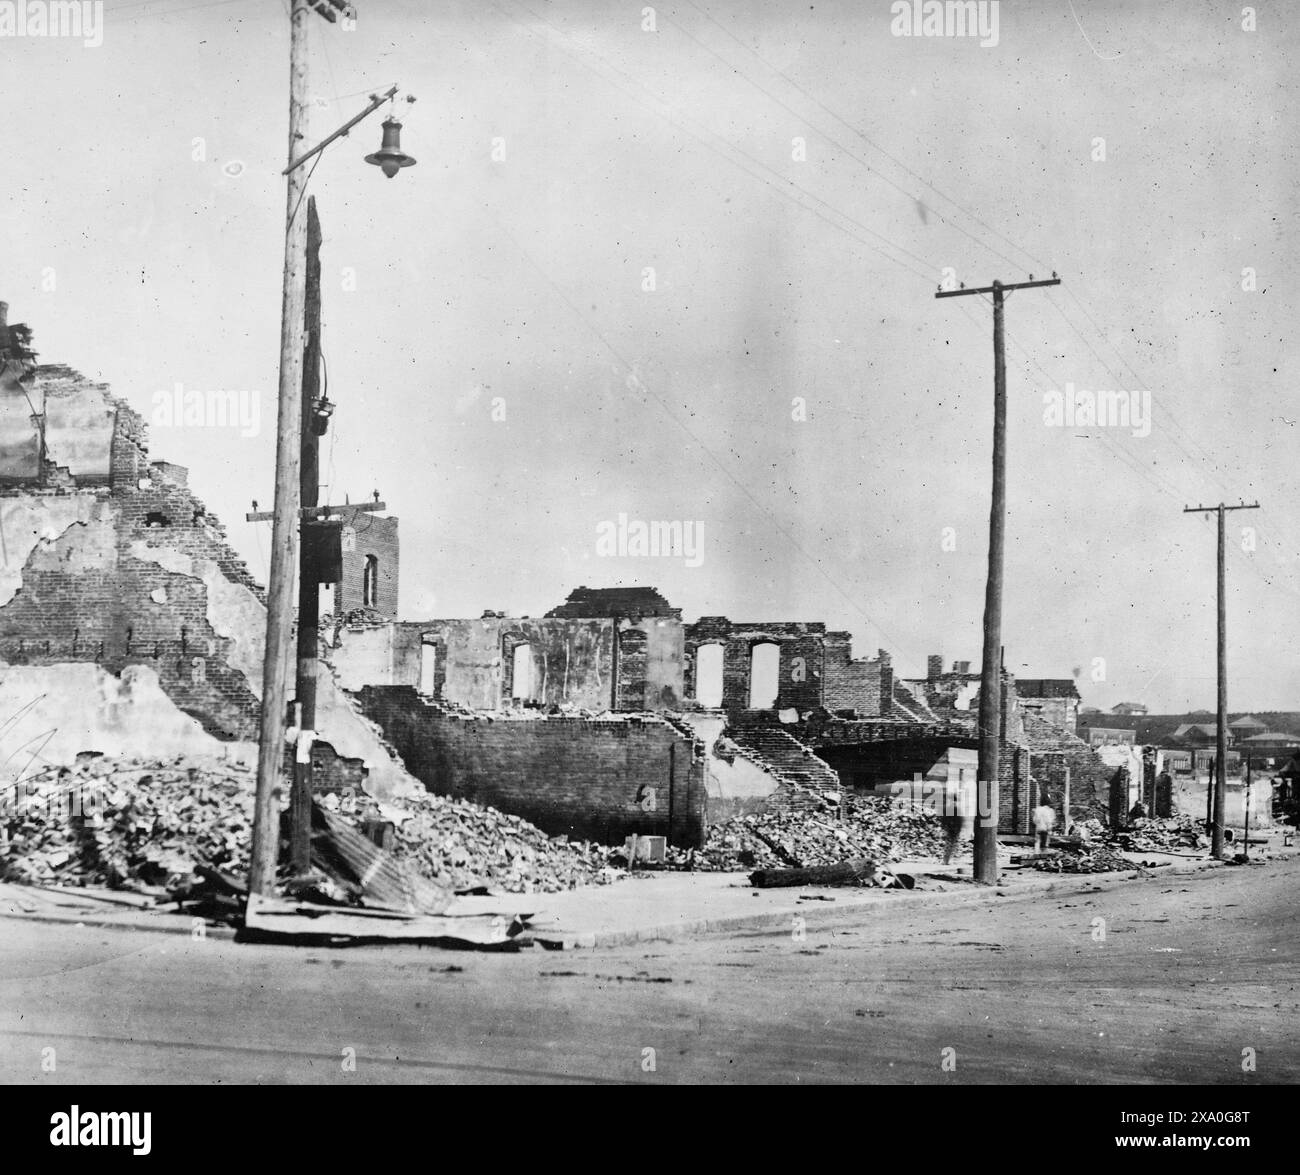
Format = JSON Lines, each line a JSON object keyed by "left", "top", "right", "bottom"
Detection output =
{"left": 935, "top": 276, "right": 1060, "bottom": 299}
{"left": 245, "top": 501, "right": 387, "bottom": 523}
{"left": 1183, "top": 502, "right": 1260, "bottom": 513}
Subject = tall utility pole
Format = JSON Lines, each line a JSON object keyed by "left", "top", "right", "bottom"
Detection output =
{"left": 1183, "top": 500, "right": 1260, "bottom": 859}
{"left": 246, "top": 1, "right": 407, "bottom": 896}
{"left": 290, "top": 195, "right": 325, "bottom": 874}
{"left": 250, "top": 0, "right": 310, "bottom": 896}
{"left": 936, "top": 274, "right": 1060, "bottom": 884}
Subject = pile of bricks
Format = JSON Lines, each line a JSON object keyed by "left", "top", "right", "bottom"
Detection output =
{"left": 384, "top": 791, "right": 616, "bottom": 894}
{"left": 0, "top": 756, "right": 254, "bottom": 889}
{"left": 1029, "top": 844, "right": 1140, "bottom": 874}
{"left": 1112, "top": 815, "right": 1207, "bottom": 852}
{"left": 691, "top": 793, "right": 955, "bottom": 871}
{"left": 1, "top": 755, "right": 619, "bottom": 897}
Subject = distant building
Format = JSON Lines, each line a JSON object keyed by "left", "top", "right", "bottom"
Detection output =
{"left": 1111, "top": 701, "right": 1148, "bottom": 716}
{"left": 1085, "top": 726, "right": 1136, "bottom": 747}
{"left": 1015, "top": 678, "right": 1082, "bottom": 731}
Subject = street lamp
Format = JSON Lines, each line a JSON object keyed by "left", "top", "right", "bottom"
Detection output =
{"left": 282, "top": 86, "right": 417, "bottom": 179}
{"left": 364, "top": 115, "right": 416, "bottom": 178}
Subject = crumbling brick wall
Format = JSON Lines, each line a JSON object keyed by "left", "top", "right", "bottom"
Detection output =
{"left": 357, "top": 686, "right": 707, "bottom": 846}
{"left": 684, "top": 618, "right": 825, "bottom": 713}
{"left": 821, "top": 636, "right": 892, "bottom": 717}
{"left": 0, "top": 372, "right": 266, "bottom": 740}
{"left": 1021, "top": 712, "right": 1115, "bottom": 827}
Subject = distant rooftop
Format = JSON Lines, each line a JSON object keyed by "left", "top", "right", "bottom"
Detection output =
{"left": 1016, "top": 679, "right": 1081, "bottom": 700}
{"left": 546, "top": 586, "right": 681, "bottom": 620}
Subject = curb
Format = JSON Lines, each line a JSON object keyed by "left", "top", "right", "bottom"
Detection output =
{"left": 3, "top": 850, "right": 1282, "bottom": 948}
{"left": 529, "top": 854, "right": 1235, "bottom": 949}
{"left": 0, "top": 903, "right": 237, "bottom": 939}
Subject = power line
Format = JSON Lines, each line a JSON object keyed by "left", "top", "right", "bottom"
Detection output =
{"left": 493, "top": 0, "right": 943, "bottom": 286}
{"left": 662, "top": 4, "right": 1035, "bottom": 278}
{"left": 679, "top": 0, "right": 1053, "bottom": 275}
{"left": 479, "top": 199, "right": 921, "bottom": 662}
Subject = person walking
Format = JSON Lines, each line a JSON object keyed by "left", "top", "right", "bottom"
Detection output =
{"left": 1032, "top": 798, "right": 1057, "bottom": 853}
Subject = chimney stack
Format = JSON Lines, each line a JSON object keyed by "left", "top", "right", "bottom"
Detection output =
{"left": 927, "top": 654, "right": 943, "bottom": 679}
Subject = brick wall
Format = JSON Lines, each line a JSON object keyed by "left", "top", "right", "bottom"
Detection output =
{"left": 1022, "top": 713, "right": 1116, "bottom": 828}
{"left": 0, "top": 394, "right": 266, "bottom": 741}
{"left": 357, "top": 686, "right": 708, "bottom": 846}
{"left": 822, "top": 635, "right": 891, "bottom": 716}
{"left": 684, "top": 618, "right": 825, "bottom": 713}
{"left": 333, "top": 511, "right": 399, "bottom": 618}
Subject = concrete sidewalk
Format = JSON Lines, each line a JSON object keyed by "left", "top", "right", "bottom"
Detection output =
{"left": 6, "top": 840, "right": 1284, "bottom": 948}
{"left": 509, "top": 851, "right": 1237, "bottom": 947}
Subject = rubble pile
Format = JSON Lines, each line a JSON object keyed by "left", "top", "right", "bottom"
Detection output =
{"left": 0, "top": 757, "right": 253, "bottom": 890}
{"left": 1112, "top": 815, "right": 1207, "bottom": 852}
{"left": 379, "top": 791, "right": 614, "bottom": 893}
{"left": 1, "top": 756, "right": 616, "bottom": 897}
{"left": 691, "top": 793, "right": 956, "bottom": 871}
{"left": 1029, "top": 844, "right": 1141, "bottom": 874}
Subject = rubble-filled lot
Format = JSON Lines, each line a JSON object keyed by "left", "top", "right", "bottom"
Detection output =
{"left": 381, "top": 792, "right": 613, "bottom": 893}
{"left": 3, "top": 759, "right": 1226, "bottom": 902}
{"left": 0, "top": 757, "right": 613, "bottom": 897}
{"left": 0, "top": 758, "right": 254, "bottom": 890}
{"left": 685, "top": 793, "right": 958, "bottom": 871}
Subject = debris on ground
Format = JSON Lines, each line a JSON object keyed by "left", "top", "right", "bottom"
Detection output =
{"left": 376, "top": 790, "right": 615, "bottom": 894}
{"left": 685, "top": 793, "right": 957, "bottom": 871}
{"left": 1111, "top": 815, "right": 1208, "bottom": 853}
{"left": 749, "top": 857, "right": 915, "bottom": 889}
{"left": 0, "top": 757, "right": 254, "bottom": 892}
{"left": 0, "top": 756, "right": 617, "bottom": 901}
{"left": 1028, "top": 844, "right": 1141, "bottom": 874}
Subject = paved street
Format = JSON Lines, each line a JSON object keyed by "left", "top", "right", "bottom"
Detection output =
{"left": 1, "top": 858, "right": 1296, "bottom": 1084}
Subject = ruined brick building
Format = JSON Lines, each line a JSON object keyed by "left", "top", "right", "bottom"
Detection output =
{"left": 0, "top": 305, "right": 1121, "bottom": 851}
{"left": 0, "top": 306, "right": 413, "bottom": 798}
{"left": 333, "top": 585, "right": 1120, "bottom": 846}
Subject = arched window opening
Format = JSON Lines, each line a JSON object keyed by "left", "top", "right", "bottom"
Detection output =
{"left": 362, "top": 554, "right": 379, "bottom": 608}
{"left": 695, "top": 643, "right": 724, "bottom": 708}
{"left": 419, "top": 641, "right": 437, "bottom": 696}
{"left": 511, "top": 642, "right": 536, "bottom": 701}
{"left": 748, "top": 641, "right": 780, "bottom": 710}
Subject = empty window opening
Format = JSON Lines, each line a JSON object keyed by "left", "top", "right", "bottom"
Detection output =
{"left": 695, "top": 643, "right": 724, "bottom": 708}
{"left": 144, "top": 511, "right": 170, "bottom": 528}
{"left": 362, "top": 554, "right": 379, "bottom": 608}
{"left": 511, "top": 642, "right": 537, "bottom": 701}
{"left": 748, "top": 642, "right": 780, "bottom": 710}
{"left": 419, "top": 641, "right": 437, "bottom": 696}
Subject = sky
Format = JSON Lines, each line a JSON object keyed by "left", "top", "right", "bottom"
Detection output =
{"left": 2, "top": 0, "right": 1296, "bottom": 713}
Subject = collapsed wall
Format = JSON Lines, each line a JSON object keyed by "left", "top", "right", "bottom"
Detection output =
{"left": 357, "top": 686, "right": 708, "bottom": 847}
{"left": 1021, "top": 711, "right": 1117, "bottom": 825}
{"left": 0, "top": 365, "right": 418, "bottom": 800}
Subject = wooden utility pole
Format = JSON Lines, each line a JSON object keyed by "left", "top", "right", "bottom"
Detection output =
{"left": 249, "top": 0, "right": 311, "bottom": 896}
{"left": 290, "top": 195, "right": 324, "bottom": 874}
{"left": 936, "top": 274, "right": 1060, "bottom": 884}
{"left": 1183, "top": 501, "right": 1259, "bottom": 859}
